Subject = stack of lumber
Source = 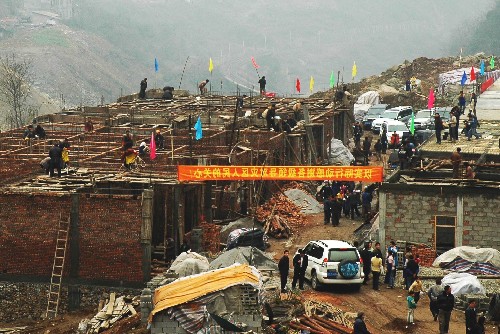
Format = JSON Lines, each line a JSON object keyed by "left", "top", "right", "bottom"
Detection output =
{"left": 289, "top": 315, "right": 353, "bottom": 334}
{"left": 263, "top": 214, "right": 291, "bottom": 239}
{"left": 84, "top": 293, "right": 139, "bottom": 333}
{"left": 256, "top": 192, "right": 306, "bottom": 238}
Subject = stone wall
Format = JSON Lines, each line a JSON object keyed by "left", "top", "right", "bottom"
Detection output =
{"left": 0, "top": 281, "right": 141, "bottom": 322}
{"left": 462, "top": 193, "right": 500, "bottom": 247}
{"left": 380, "top": 186, "right": 500, "bottom": 250}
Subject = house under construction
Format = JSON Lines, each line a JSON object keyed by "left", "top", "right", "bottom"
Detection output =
{"left": 0, "top": 92, "right": 351, "bottom": 288}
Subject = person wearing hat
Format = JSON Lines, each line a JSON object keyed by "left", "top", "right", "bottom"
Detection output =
{"left": 154, "top": 129, "right": 165, "bottom": 150}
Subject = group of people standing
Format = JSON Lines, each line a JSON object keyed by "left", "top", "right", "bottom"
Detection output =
{"left": 42, "top": 138, "right": 71, "bottom": 177}
{"left": 434, "top": 92, "right": 482, "bottom": 144}
{"left": 319, "top": 181, "right": 374, "bottom": 225}
{"left": 277, "top": 248, "right": 308, "bottom": 293}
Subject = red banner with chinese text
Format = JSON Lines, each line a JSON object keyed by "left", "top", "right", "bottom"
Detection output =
{"left": 178, "top": 165, "right": 383, "bottom": 182}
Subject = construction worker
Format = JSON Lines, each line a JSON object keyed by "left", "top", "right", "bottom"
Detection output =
{"left": 139, "top": 78, "right": 147, "bottom": 99}
{"left": 258, "top": 76, "right": 266, "bottom": 95}
{"left": 199, "top": 79, "right": 209, "bottom": 95}
{"left": 48, "top": 142, "right": 62, "bottom": 177}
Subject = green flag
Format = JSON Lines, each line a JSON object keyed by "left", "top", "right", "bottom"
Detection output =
{"left": 329, "top": 71, "right": 335, "bottom": 88}
{"left": 409, "top": 111, "right": 415, "bottom": 135}
{"left": 491, "top": 56, "right": 495, "bottom": 70}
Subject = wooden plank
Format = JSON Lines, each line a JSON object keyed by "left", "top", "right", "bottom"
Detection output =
{"left": 106, "top": 293, "right": 116, "bottom": 315}
{"left": 127, "top": 304, "right": 137, "bottom": 315}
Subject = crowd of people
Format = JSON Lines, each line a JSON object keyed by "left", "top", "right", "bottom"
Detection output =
{"left": 319, "top": 181, "right": 375, "bottom": 225}
{"left": 354, "top": 240, "right": 488, "bottom": 334}
{"left": 434, "top": 91, "right": 483, "bottom": 144}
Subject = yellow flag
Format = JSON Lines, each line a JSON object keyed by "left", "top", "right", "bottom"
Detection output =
{"left": 352, "top": 61, "right": 357, "bottom": 78}
{"left": 209, "top": 58, "right": 214, "bottom": 73}
{"left": 309, "top": 76, "right": 314, "bottom": 93}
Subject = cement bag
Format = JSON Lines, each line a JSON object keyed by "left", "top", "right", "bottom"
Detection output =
{"left": 441, "top": 272, "right": 486, "bottom": 296}
{"left": 170, "top": 252, "right": 210, "bottom": 277}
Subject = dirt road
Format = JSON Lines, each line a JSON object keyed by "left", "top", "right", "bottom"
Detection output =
{"left": 268, "top": 212, "right": 498, "bottom": 333}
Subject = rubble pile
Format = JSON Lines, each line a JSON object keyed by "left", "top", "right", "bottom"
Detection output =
{"left": 264, "top": 215, "right": 292, "bottom": 239}
{"left": 313, "top": 54, "right": 496, "bottom": 110}
{"left": 256, "top": 193, "right": 306, "bottom": 239}
{"left": 79, "top": 293, "right": 139, "bottom": 334}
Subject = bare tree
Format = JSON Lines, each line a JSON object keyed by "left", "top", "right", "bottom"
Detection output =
{"left": 0, "top": 54, "right": 34, "bottom": 128}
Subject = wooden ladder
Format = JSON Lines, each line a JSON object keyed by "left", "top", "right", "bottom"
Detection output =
{"left": 45, "top": 215, "right": 70, "bottom": 319}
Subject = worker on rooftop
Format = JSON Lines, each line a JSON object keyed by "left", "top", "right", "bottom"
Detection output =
{"left": 199, "top": 79, "right": 209, "bottom": 95}
{"left": 122, "top": 130, "right": 134, "bottom": 151}
{"left": 258, "top": 76, "right": 266, "bottom": 96}
{"left": 139, "top": 78, "right": 147, "bottom": 99}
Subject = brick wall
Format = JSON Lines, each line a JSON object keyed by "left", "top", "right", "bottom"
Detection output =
{"left": 78, "top": 195, "right": 143, "bottom": 283}
{"left": 382, "top": 188, "right": 500, "bottom": 251}
{"left": 0, "top": 194, "right": 69, "bottom": 276}
{"left": 0, "top": 193, "right": 145, "bottom": 283}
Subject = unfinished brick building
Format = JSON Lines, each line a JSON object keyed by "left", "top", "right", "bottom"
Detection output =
{"left": 0, "top": 94, "right": 350, "bottom": 293}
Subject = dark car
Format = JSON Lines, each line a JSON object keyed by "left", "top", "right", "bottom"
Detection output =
{"left": 362, "top": 104, "right": 389, "bottom": 130}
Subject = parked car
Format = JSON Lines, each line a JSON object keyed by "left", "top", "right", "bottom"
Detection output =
{"left": 362, "top": 104, "right": 389, "bottom": 129}
{"left": 371, "top": 106, "right": 413, "bottom": 133}
{"left": 381, "top": 119, "right": 410, "bottom": 141}
{"left": 409, "top": 107, "right": 452, "bottom": 130}
{"left": 298, "top": 240, "right": 364, "bottom": 290}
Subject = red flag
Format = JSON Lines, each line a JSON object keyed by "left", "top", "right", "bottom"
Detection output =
{"left": 427, "top": 88, "right": 435, "bottom": 109}
{"left": 251, "top": 57, "right": 259, "bottom": 69}
{"left": 150, "top": 132, "right": 156, "bottom": 160}
{"left": 296, "top": 78, "right": 301, "bottom": 93}
{"left": 470, "top": 66, "right": 476, "bottom": 82}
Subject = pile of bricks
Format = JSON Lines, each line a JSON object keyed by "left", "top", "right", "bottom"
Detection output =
{"left": 255, "top": 192, "right": 306, "bottom": 237}
{"left": 411, "top": 244, "right": 436, "bottom": 267}
{"left": 199, "top": 221, "right": 221, "bottom": 254}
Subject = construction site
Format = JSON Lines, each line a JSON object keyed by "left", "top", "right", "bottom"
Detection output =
{"left": 0, "top": 77, "right": 500, "bottom": 333}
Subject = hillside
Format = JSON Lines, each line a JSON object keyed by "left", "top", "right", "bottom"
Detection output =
{"left": 0, "top": 0, "right": 498, "bottom": 126}
{"left": 313, "top": 53, "right": 494, "bottom": 110}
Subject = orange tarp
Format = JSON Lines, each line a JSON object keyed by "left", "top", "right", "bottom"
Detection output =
{"left": 149, "top": 264, "right": 260, "bottom": 322}
{"left": 178, "top": 165, "right": 383, "bottom": 182}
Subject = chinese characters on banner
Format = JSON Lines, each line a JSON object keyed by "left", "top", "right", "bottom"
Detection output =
{"left": 177, "top": 166, "right": 383, "bottom": 182}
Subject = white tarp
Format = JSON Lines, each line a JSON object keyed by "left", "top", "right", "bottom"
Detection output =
{"left": 438, "top": 67, "right": 480, "bottom": 88}
{"left": 433, "top": 246, "right": 500, "bottom": 268}
{"left": 328, "top": 138, "right": 355, "bottom": 166}
{"left": 170, "top": 252, "right": 210, "bottom": 277}
{"left": 441, "top": 272, "right": 486, "bottom": 296}
{"left": 356, "top": 91, "right": 381, "bottom": 105}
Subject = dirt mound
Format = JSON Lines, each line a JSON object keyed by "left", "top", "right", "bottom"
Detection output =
{"left": 314, "top": 54, "right": 494, "bottom": 110}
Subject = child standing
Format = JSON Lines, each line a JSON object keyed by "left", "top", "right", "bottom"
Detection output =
{"left": 406, "top": 291, "right": 417, "bottom": 328}
{"left": 409, "top": 276, "right": 424, "bottom": 304}
{"left": 386, "top": 251, "right": 395, "bottom": 288}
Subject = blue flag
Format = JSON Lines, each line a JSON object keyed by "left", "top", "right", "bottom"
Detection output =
{"left": 480, "top": 60, "right": 485, "bottom": 76}
{"left": 154, "top": 58, "right": 159, "bottom": 72}
{"left": 461, "top": 71, "right": 467, "bottom": 86}
{"left": 194, "top": 116, "right": 203, "bottom": 140}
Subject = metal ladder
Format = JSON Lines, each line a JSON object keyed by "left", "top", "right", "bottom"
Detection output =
{"left": 45, "top": 215, "right": 70, "bottom": 319}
